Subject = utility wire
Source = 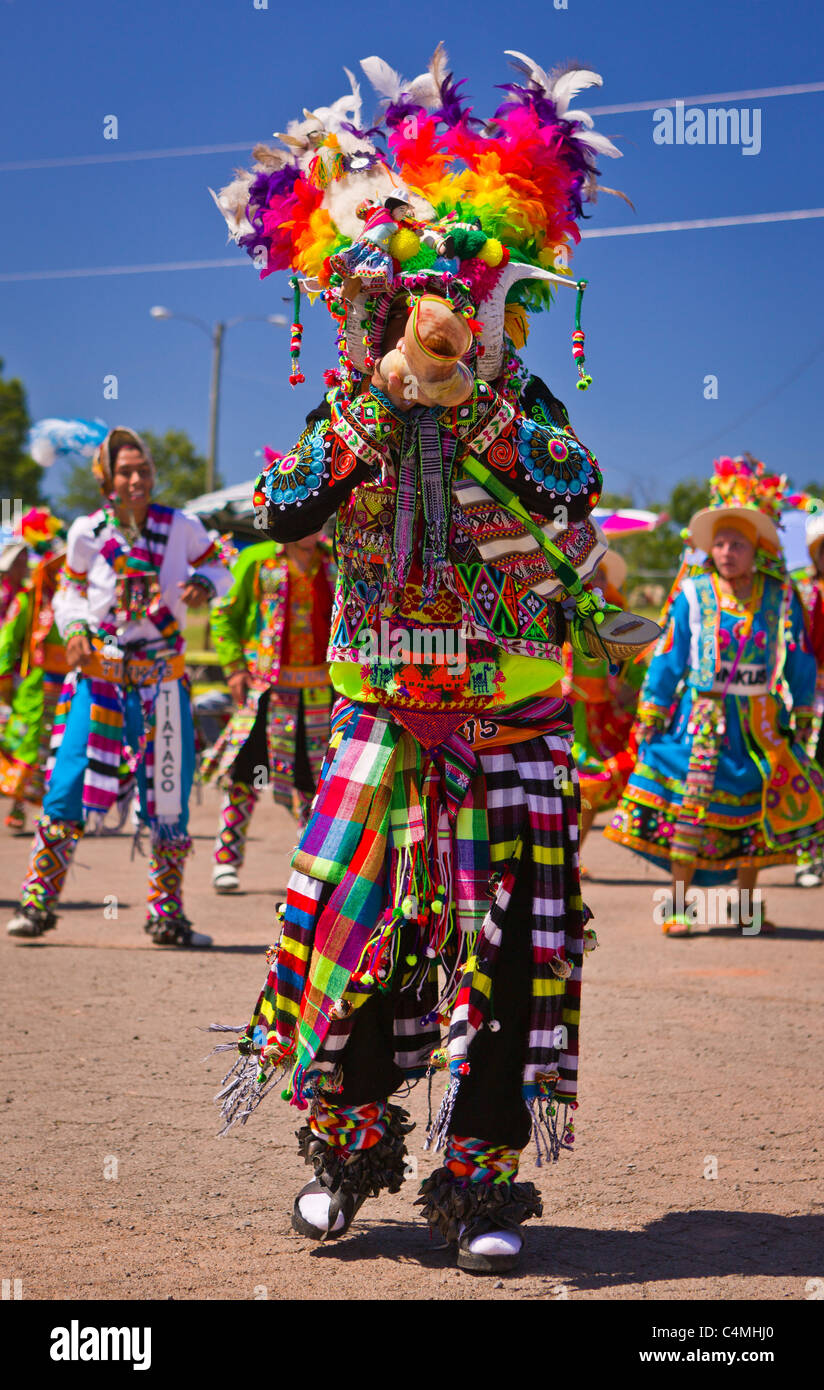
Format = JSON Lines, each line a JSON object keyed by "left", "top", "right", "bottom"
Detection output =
{"left": 581, "top": 208, "right": 824, "bottom": 238}
{"left": 3, "top": 206, "right": 823, "bottom": 281}
{"left": 589, "top": 80, "right": 824, "bottom": 115}
{"left": 2, "top": 81, "right": 822, "bottom": 173}
{"left": 667, "top": 338, "right": 824, "bottom": 467}
{"left": 0, "top": 258, "right": 243, "bottom": 283}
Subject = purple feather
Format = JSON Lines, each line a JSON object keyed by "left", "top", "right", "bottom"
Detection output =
{"left": 384, "top": 97, "right": 425, "bottom": 129}
{"left": 432, "top": 74, "right": 480, "bottom": 129}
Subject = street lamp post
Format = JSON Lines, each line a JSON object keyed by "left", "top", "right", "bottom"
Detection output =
{"left": 149, "top": 307, "right": 287, "bottom": 492}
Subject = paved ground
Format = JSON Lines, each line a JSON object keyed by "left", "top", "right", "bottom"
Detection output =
{"left": 1, "top": 787, "right": 822, "bottom": 1302}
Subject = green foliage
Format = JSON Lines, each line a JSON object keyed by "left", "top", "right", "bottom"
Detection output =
{"left": 58, "top": 428, "right": 221, "bottom": 518}
{"left": 59, "top": 463, "right": 102, "bottom": 517}
{"left": 139, "top": 429, "right": 221, "bottom": 506}
{"left": 0, "top": 359, "right": 44, "bottom": 508}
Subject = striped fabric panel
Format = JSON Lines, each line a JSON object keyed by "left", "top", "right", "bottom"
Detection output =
{"left": 447, "top": 731, "right": 584, "bottom": 1101}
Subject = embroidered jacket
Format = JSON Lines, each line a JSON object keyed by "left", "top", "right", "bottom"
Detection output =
{"left": 54, "top": 504, "right": 231, "bottom": 648}
{"left": 210, "top": 539, "right": 336, "bottom": 686}
{"left": 257, "top": 378, "right": 603, "bottom": 712}
{"left": 639, "top": 572, "right": 815, "bottom": 720}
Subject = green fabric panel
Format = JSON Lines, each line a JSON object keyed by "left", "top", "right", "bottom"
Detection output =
{"left": 0, "top": 589, "right": 30, "bottom": 676}
{"left": 209, "top": 540, "right": 280, "bottom": 669}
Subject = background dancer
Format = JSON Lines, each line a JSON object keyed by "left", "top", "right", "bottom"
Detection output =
{"left": 607, "top": 456, "right": 824, "bottom": 935}
{"left": 0, "top": 509, "right": 68, "bottom": 834}
{"left": 204, "top": 522, "right": 334, "bottom": 892}
{"left": 792, "top": 508, "right": 824, "bottom": 887}
{"left": 6, "top": 427, "right": 231, "bottom": 945}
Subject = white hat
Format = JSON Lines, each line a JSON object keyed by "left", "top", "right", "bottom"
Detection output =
{"left": 806, "top": 512, "right": 824, "bottom": 565}
{"left": 0, "top": 539, "right": 27, "bottom": 573}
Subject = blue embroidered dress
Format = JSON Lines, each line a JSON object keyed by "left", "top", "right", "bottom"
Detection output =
{"left": 606, "top": 570, "right": 824, "bottom": 883}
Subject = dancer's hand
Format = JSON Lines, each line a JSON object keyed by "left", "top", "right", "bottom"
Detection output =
{"left": 371, "top": 362, "right": 416, "bottom": 411}
{"left": 66, "top": 632, "right": 92, "bottom": 669}
{"left": 179, "top": 580, "right": 210, "bottom": 608}
{"left": 228, "top": 670, "right": 251, "bottom": 706}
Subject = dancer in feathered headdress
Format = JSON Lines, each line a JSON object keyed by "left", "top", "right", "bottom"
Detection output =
{"left": 606, "top": 455, "right": 824, "bottom": 933}
{"left": 211, "top": 47, "right": 656, "bottom": 1274}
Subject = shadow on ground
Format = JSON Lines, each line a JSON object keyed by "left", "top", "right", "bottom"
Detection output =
{"left": 305, "top": 1210, "right": 824, "bottom": 1292}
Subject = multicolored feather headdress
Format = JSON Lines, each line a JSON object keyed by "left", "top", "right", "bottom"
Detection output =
{"left": 213, "top": 45, "right": 622, "bottom": 390}
{"left": 689, "top": 455, "right": 788, "bottom": 557}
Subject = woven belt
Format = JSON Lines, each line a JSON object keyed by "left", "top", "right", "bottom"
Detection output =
{"left": 37, "top": 646, "right": 70, "bottom": 676}
{"left": 276, "top": 663, "right": 329, "bottom": 689}
{"left": 84, "top": 650, "right": 186, "bottom": 685}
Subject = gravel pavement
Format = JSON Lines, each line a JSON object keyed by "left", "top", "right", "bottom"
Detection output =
{"left": 2, "top": 787, "right": 822, "bottom": 1302}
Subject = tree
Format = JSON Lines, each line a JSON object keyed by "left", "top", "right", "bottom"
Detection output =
{"left": 58, "top": 427, "right": 221, "bottom": 517}
{"left": 139, "top": 429, "right": 221, "bottom": 506}
{"left": 0, "top": 359, "right": 44, "bottom": 510}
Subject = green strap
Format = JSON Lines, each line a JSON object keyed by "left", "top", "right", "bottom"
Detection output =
{"left": 461, "top": 452, "right": 584, "bottom": 593}
{"left": 460, "top": 452, "right": 616, "bottom": 634}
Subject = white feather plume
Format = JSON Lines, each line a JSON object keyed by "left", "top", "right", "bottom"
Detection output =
{"left": 428, "top": 41, "right": 449, "bottom": 91}
{"left": 342, "top": 67, "right": 363, "bottom": 129}
{"left": 209, "top": 178, "right": 255, "bottom": 242}
{"left": 550, "top": 69, "right": 603, "bottom": 115}
{"left": 361, "top": 48, "right": 447, "bottom": 111}
{"left": 575, "top": 130, "right": 621, "bottom": 159}
{"left": 561, "top": 108, "right": 595, "bottom": 130}
{"left": 360, "top": 55, "right": 406, "bottom": 102}
{"left": 504, "top": 50, "right": 551, "bottom": 94}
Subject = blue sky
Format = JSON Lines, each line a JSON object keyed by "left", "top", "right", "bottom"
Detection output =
{"left": 1, "top": 0, "right": 823, "bottom": 504}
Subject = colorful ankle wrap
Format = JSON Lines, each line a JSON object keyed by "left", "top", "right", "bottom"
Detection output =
{"left": 146, "top": 835, "right": 191, "bottom": 921}
{"left": 309, "top": 1098, "right": 388, "bottom": 1152}
{"left": 214, "top": 782, "right": 257, "bottom": 869}
{"left": 444, "top": 1134, "right": 522, "bottom": 1185}
{"left": 20, "top": 816, "right": 83, "bottom": 912}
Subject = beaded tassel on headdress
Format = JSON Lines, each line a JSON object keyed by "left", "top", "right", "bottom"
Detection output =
{"left": 288, "top": 276, "right": 305, "bottom": 386}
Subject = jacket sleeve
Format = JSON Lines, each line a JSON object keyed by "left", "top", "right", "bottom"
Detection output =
{"left": 209, "top": 545, "right": 262, "bottom": 675}
{"left": 638, "top": 590, "right": 692, "bottom": 715}
{"left": 451, "top": 379, "right": 602, "bottom": 524}
{"left": 784, "top": 588, "right": 817, "bottom": 710}
{"left": 256, "top": 415, "right": 375, "bottom": 543}
{"left": 52, "top": 516, "right": 99, "bottom": 639}
{"left": 180, "top": 513, "right": 233, "bottom": 600}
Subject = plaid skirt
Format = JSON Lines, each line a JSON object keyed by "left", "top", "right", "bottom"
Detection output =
{"left": 213, "top": 695, "right": 592, "bottom": 1140}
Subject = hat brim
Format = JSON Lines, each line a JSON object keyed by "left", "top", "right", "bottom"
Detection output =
{"left": 689, "top": 506, "right": 779, "bottom": 554}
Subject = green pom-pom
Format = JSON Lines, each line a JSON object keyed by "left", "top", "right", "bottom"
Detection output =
{"left": 281, "top": 1087, "right": 293, "bottom": 1101}
{"left": 449, "top": 226, "right": 488, "bottom": 260}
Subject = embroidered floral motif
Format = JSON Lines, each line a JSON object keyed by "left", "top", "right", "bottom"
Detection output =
{"left": 265, "top": 430, "right": 326, "bottom": 507}
{"left": 517, "top": 420, "right": 594, "bottom": 496}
